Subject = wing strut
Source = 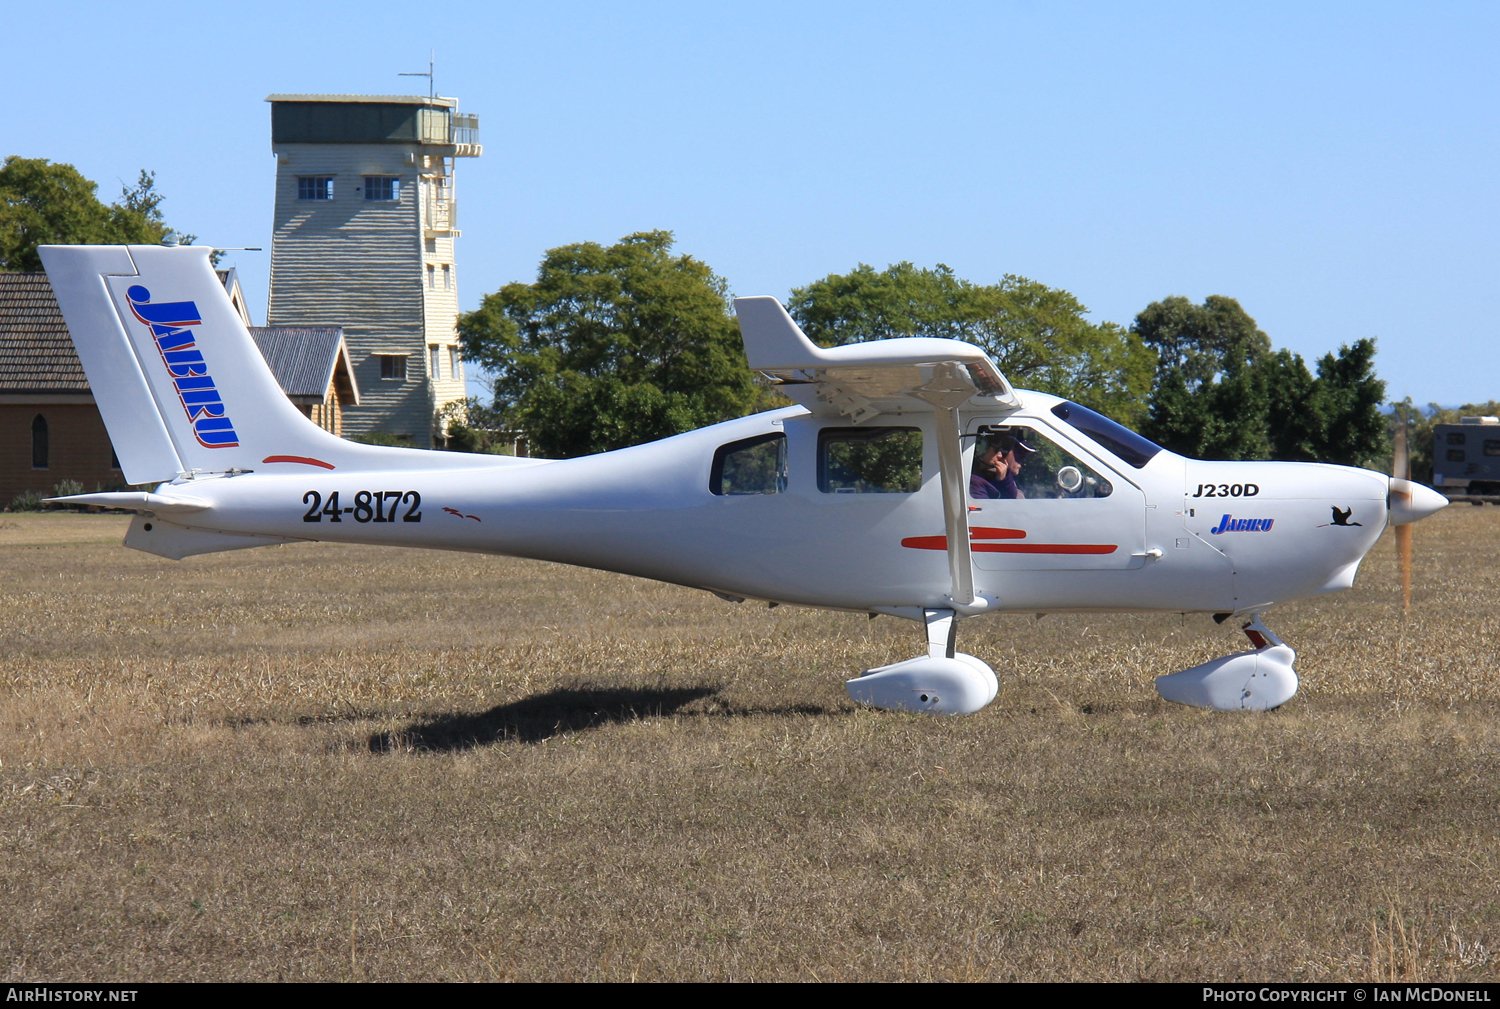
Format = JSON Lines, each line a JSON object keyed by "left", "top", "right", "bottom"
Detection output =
{"left": 914, "top": 364, "right": 975, "bottom": 607}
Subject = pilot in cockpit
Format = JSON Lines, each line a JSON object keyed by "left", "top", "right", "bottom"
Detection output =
{"left": 969, "top": 432, "right": 1035, "bottom": 500}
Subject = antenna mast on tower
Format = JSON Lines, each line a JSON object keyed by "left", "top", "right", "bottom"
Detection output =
{"left": 399, "top": 50, "right": 435, "bottom": 100}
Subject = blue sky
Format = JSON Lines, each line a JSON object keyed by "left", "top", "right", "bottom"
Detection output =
{"left": 4, "top": 1, "right": 1496, "bottom": 405}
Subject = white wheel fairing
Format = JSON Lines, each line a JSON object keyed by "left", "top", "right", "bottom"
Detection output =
{"left": 1154, "top": 643, "right": 1299, "bottom": 711}
{"left": 847, "top": 654, "right": 997, "bottom": 715}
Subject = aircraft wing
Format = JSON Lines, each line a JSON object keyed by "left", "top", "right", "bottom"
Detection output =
{"left": 734, "top": 296, "right": 1016, "bottom": 608}
{"left": 732, "top": 296, "right": 1019, "bottom": 422}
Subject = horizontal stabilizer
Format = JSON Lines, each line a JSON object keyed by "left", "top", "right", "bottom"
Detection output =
{"left": 46, "top": 491, "right": 211, "bottom": 514}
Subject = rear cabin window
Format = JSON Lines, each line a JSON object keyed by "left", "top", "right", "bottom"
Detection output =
{"left": 711, "top": 434, "right": 787, "bottom": 495}
{"left": 1448, "top": 432, "right": 1467, "bottom": 445}
{"left": 1449, "top": 448, "right": 1467, "bottom": 462}
{"left": 1487, "top": 440, "right": 1500, "bottom": 457}
{"left": 818, "top": 427, "right": 922, "bottom": 493}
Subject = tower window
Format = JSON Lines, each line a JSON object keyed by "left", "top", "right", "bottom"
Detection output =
{"left": 443, "top": 264, "right": 451, "bottom": 290}
{"left": 31, "top": 414, "right": 48, "bottom": 469}
{"left": 429, "top": 345, "right": 440, "bottom": 379}
{"left": 378, "top": 355, "right": 408, "bottom": 381}
{"left": 363, "top": 177, "right": 400, "bottom": 201}
{"left": 297, "top": 176, "right": 334, "bottom": 200}
{"left": 427, "top": 264, "right": 436, "bottom": 289}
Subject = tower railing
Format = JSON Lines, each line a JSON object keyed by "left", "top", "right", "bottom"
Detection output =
{"left": 450, "top": 114, "right": 480, "bottom": 145}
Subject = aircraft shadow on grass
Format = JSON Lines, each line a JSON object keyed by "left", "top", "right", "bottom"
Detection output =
{"left": 363, "top": 685, "right": 831, "bottom": 753}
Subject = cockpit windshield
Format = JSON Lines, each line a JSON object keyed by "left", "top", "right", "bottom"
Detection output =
{"left": 1050, "top": 402, "right": 1163, "bottom": 469}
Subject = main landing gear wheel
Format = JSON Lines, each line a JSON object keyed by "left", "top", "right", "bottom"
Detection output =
{"left": 846, "top": 608, "right": 999, "bottom": 715}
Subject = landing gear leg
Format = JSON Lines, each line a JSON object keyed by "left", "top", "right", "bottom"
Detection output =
{"left": 1154, "top": 614, "right": 1299, "bottom": 711}
{"left": 924, "top": 608, "right": 957, "bottom": 658}
{"left": 845, "top": 609, "right": 999, "bottom": 715}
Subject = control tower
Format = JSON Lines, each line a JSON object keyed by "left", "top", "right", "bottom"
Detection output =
{"left": 265, "top": 93, "right": 481, "bottom": 445}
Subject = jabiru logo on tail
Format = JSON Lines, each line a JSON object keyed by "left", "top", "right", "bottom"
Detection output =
{"left": 125, "top": 285, "right": 240, "bottom": 449}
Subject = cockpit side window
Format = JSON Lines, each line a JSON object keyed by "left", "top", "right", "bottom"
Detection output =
{"left": 1049, "top": 402, "right": 1162, "bottom": 469}
{"left": 818, "top": 427, "right": 922, "bottom": 493}
{"left": 711, "top": 433, "right": 787, "bottom": 495}
{"left": 970, "top": 425, "right": 1113, "bottom": 500}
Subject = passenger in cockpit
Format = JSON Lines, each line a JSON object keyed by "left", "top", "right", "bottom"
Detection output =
{"left": 970, "top": 433, "right": 1034, "bottom": 500}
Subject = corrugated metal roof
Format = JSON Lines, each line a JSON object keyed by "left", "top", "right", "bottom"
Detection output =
{"left": 0, "top": 273, "right": 88, "bottom": 392}
{"left": 265, "top": 93, "right": 457, "bottom": 108}
{"left": 249, "top": 326, "right": 346, "bottom": 399}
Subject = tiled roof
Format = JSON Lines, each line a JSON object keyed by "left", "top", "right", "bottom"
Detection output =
{"left": 0, "top": 273, "right": 88, "bottom": 392}
{"left": 249, "top": 326, "right": 345, "bottom": 399}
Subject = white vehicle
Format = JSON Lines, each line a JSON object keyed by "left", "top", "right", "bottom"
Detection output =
{"left": 40, "top": 245, "right": 1447, "bottom": 716}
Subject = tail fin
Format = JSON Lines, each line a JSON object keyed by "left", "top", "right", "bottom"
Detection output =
{"left": 40, "top": 245, "right": 365, "bottom": 481}
{"left": 40, "top": 245, "right": 513, "bottom": 481}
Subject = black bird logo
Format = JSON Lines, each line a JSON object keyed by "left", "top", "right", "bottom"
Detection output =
{"left": 1328, "top": 506, "right": 1361, "bottom": 527}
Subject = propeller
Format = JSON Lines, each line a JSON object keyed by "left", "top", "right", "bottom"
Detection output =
{"left": 1392, "top": 423, "right": 1412, "bottom": 610}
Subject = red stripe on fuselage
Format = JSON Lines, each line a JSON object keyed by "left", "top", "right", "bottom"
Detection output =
{"left": 974, "top": 543, "right": 1117, "bottom": 555}
{"left": 900, "top": 526, "right": 1116, "bottom": 555}
{"left": 262, "top": 455, "right": 336, "bottom": 470}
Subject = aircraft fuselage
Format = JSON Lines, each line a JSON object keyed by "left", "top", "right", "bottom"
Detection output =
{"left": 134, "top": 393, "right": 1391, "bottom": 618}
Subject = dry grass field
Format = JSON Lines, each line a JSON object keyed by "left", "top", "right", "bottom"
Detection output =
{"left": 2, "top": 504, "right": 1500, "bottom": 981}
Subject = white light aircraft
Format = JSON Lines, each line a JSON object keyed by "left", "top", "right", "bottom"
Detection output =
{"left": 40, "top": 245, "right": 1448, "bottom": 715}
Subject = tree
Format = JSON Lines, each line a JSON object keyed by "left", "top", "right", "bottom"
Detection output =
{"left": 1308, "top": 338, "right": 1387, "bottom": 468}
{"left": 1133, "top": 295, "right": 1273, "bottom": 460}
{"left": 0, "top": 158, "right": 197, "bottom": 271}
{"left": 1134, "top": 295, "right": 1387, "bottom": 466}
{"left": 788, "top": 263, "right": 1157, "bottom": 428}
{"left": 458, "top": 231, "right": 760, "bottom": 458}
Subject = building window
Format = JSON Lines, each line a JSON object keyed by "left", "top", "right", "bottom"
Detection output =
{"left": 363, "top": 176, "right": 400, "bottom": 201}
{"left": 450, "top": 347, "right": 461, "bottom": 381}
{"left": 378, "top": 355, "right": 408, "bottom": 381}
{"left": 429, "top": 345, "right": 441, "bottom": 379}
{"left": 297, "top": 176, "right": 333, "bottom": 200}
{"left": 443, "top": 264, "right": 452, "bottom": 290}
{"left": 31, "top": 414, "right": 48, "bottom": 469}
{"left": 427, "top": 264, "right": 436, "bottom": 289}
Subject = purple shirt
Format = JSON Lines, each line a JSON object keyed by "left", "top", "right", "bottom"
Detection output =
{"left": 970, "top": 468, "right": 1019, "bottom": 499}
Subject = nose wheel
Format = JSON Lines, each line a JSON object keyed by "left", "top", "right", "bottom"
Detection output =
{"left": 1154, "top": 615, "right": 1299, "bottom": 711}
